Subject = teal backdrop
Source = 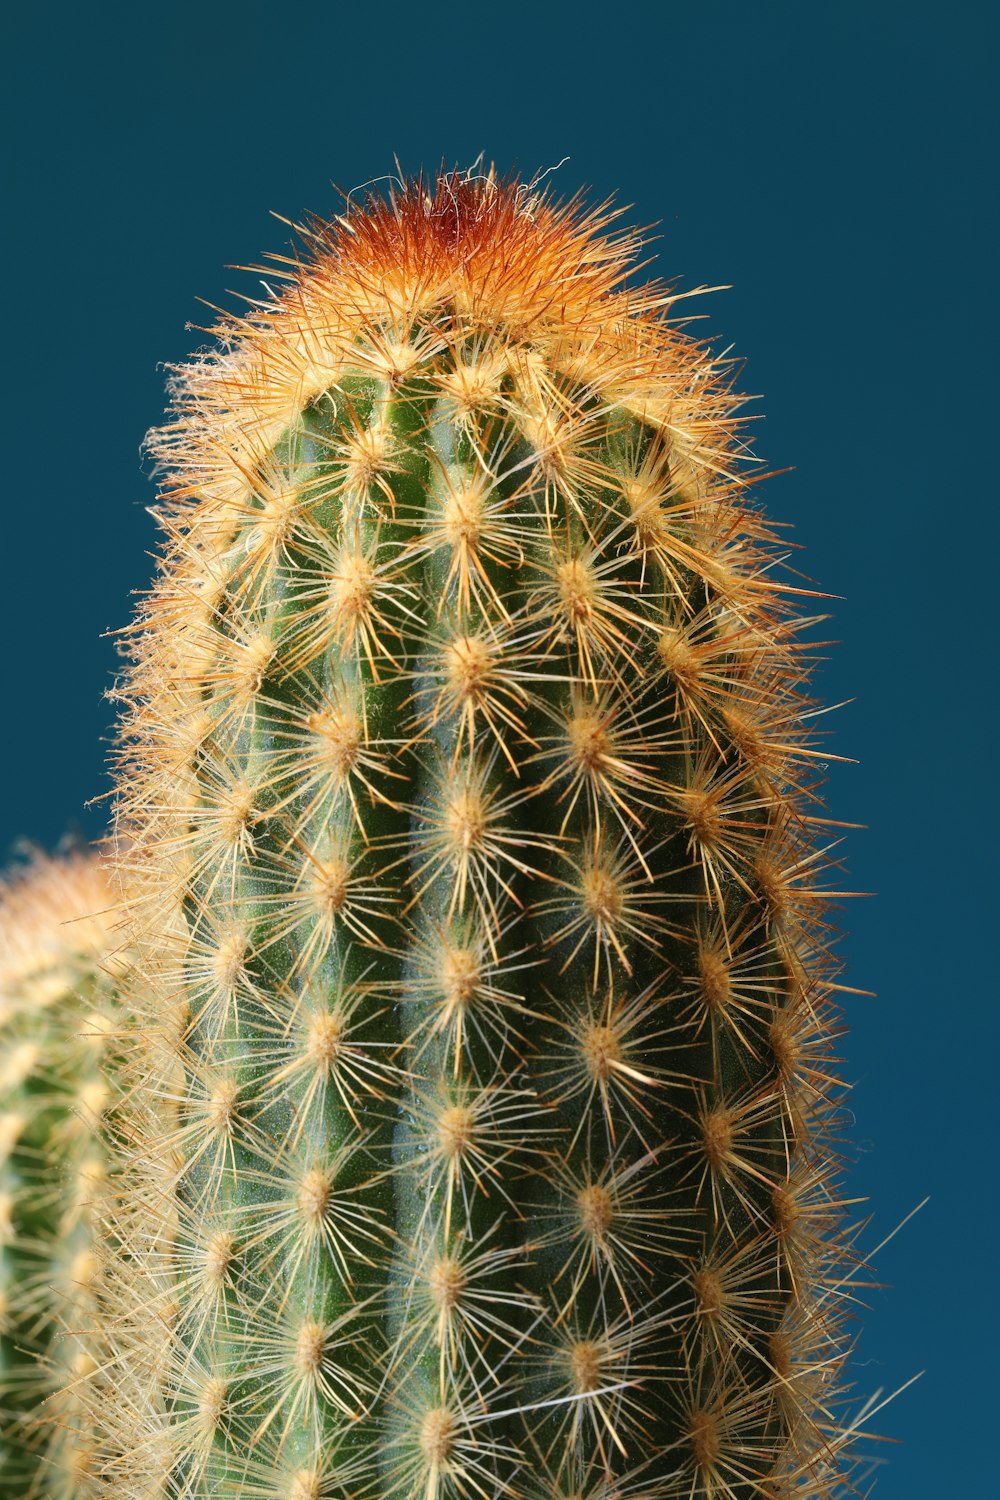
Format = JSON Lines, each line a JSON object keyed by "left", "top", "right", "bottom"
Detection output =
{"left": 2, "top": 1, "right": 995, "bottom": 1492}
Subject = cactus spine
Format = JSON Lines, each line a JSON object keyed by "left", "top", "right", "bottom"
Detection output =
{"left": 0, "top": 848, "right": 119, "bottom": 1496}
{"left": 100, "top": 169, "right": 862, "bottom": 1498}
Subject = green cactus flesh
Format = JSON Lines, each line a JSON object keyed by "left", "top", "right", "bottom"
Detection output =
{"left": 0, "top": 849, "right": 118, "bottom": 1496}
{"left": 100, "top": 171, "right": 859, "bottom": 1499}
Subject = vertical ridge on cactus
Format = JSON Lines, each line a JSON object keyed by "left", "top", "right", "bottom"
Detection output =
{"left": 0, "top": 847, "right": 120, "bottom": 1497}
{"left": 97, "top": 166, "right": 866, "bottom": 1498}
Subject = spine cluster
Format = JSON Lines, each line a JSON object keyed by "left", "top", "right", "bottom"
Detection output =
{"left": 0, "top": 849, "right": 119, "bottom": 1497}
{"left": 96, "top": 170, "right": 863, "bottom": 1499}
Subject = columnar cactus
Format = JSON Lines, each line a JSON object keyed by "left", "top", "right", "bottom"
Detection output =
{"left": 99, "top": 169, "right": 863, "bottom": 1498}
{"left": 0, "top": 848, "right": 119, "bottom": 1496}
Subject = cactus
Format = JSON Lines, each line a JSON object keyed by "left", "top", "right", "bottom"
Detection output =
{"left": 0, "top": 847, "right": 120, "bottom": 1496}
{"left": 98, "top": 168, "right": 865, "bottom": 1499}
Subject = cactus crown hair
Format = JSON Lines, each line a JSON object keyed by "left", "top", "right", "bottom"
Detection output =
{"left": 96, "top": 166, "right": 870, "bottom": 1499}
{"left": 145, "top": 165, "right": 741, "bottom": 500}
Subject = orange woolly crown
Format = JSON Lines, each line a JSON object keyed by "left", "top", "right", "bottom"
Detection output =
{"left": 148, "top": 167, "right": 749, "bottom": 520}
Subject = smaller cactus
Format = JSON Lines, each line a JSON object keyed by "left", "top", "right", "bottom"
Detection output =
{"left": 0, "top": 847, "right": 120, "bottom": 1498}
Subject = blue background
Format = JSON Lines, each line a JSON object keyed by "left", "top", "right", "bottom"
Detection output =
{"left": 2, "top": 2, "right": 995, "bottom": 1492}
